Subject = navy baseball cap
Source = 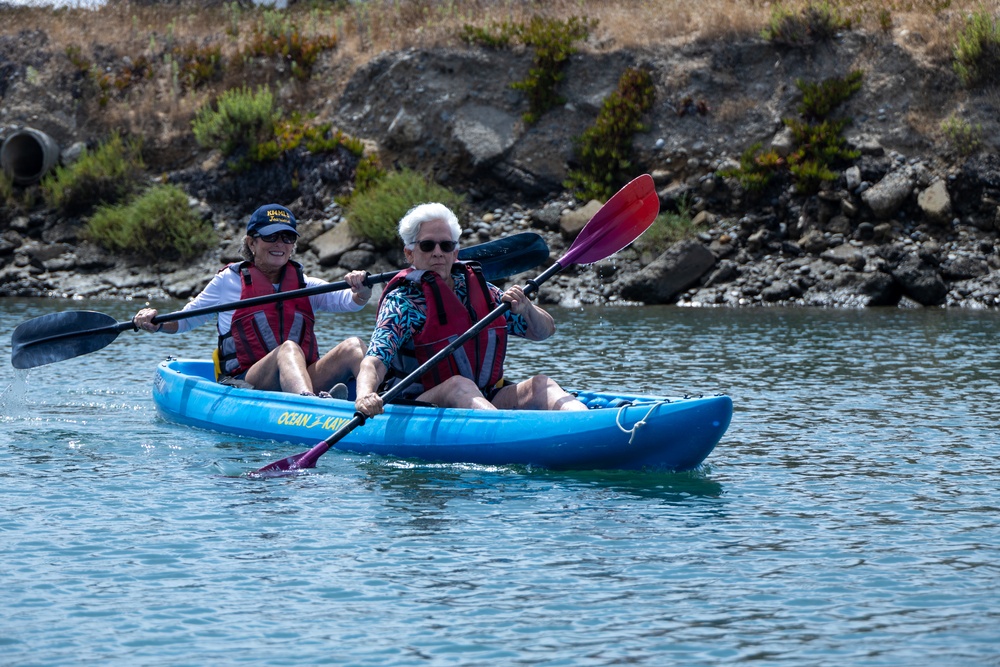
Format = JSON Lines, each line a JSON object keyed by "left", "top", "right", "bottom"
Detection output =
{"left": 247, "top": 204, "right": 299, "bottom": 237}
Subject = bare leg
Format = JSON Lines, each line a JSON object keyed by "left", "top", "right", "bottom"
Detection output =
{"left": 492, "top": 374, "right": 588, "bottom": 411}
{"left": 244, "top": 340, "right": 313, "bottom": 395}
{"left": 308, "top": 337, "right": 365, "bottom": 392}
{"left": 417, "top": 375, "right": 497, "bottom": 410}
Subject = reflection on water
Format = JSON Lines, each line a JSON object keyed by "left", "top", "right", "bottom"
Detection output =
{"left": 2, "top": 298, "right": 999, "bottom": 666}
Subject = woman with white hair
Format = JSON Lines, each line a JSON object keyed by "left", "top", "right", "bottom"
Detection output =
{"left": 354, "top": 202, "right": 586, "bottom": 416}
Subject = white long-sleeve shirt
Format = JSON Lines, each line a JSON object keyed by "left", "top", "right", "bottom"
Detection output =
{"left": 171, "top": 267, "right": 366, "bottom": 336}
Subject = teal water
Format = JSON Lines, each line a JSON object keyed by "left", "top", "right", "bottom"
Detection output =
{"left": 2, "top": 299, "right": 998, "bottom": 666}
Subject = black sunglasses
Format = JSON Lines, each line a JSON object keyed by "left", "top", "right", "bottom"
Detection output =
{"left": 255, "top": 232, "right": 297, "bottom": 244}
{"left": 415, "top": 239, "right": 457, "bottom": 252}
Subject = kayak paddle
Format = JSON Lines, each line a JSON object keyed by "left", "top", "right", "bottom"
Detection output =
{"left": 10, "top": 232, "right": 549, "bottom": 370}
{"left": 255, "top": 174, "right": 660, "bottom": 475}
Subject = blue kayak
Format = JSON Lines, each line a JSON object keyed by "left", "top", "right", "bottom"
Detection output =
{"left": 153, "top": 358, "right": 732, "bottom": 471}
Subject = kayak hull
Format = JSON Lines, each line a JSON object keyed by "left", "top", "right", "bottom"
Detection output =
{"left": 153, "top": 359, "right": 732, "bottom": 471}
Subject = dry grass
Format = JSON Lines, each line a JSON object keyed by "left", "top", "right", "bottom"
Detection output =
{"left": 4, "top": 0, "right": 996, "bottom": 61}
{"left": 715, "top": 95, "right": 763, "bottom": 124}
{"left": 2, "top": 0, "right": 996, "bottom": 161}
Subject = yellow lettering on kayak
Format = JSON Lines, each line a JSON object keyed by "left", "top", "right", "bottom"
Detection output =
{"left": 276, "top": 412, "right": 349, "bottom": 430}
{"left": 322, "top": 416, "right": 348, "bottom": 430}
{"left": 277, "top": 411, "right": 310, "bottom": 426}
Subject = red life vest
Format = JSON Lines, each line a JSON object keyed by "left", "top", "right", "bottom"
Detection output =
{"left": 217, "top": 261, "right": 319, "bottom": 377}
{"left": 380, "top": 262, "right": 507, "bottom": 394}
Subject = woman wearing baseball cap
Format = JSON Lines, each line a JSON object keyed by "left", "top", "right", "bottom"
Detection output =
{"left": 132, "top": 204, "right": 371, "bottom": 399}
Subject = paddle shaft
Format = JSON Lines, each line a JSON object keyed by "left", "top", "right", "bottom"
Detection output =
{"left": 150, "top": 231, "right": 548, "bottom": 326}
{"left": 325, "top": 262, "right": 561, "bottom": 447}
{"left": 255, "top": 174, "right": 659, "bottom": 473}
{"left": 372, "top": 263, "right": 560, "bottom": 412}
{"left": 11, "top": 233, "right": 549, "bottom": 370}
{"left": 262, "top": 263, "right": 565, "bottom": 472}
{"left": 10, "top": 272, "right": 394, "bottom": 352}
{"left": 150, "top": 270, "right": 394, "bottom": 325}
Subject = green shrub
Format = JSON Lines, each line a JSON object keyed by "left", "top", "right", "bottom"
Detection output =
{"left": 564, "top": 67, "right": 655, "bottom": 201}
{"left": 241, "top": 9, "right": 337, "bottom": 81}
{"left": 255, "top": 114, "right": 365, "bottom": 163}
{"left": 953, "top": 10, "right": 1000, "bottom": 87}
{"left": 878, "top": 8, "right": 893, "bottom": 32}
{"left": 461, "top": 15, "right": 595, "bottom": 124}
{"left": 459, "top": 21, "right": 518, "bottom": 49}
{"left": 718, "top": 142, "right": 786, "bottom": 192}
{"left": 796, "top": 69, "right": 863, "bottom": 121}
{"left": 787, "top": 156, "right": 841, "bottom": 194}
{"left": 64, "top": 45, "right": 154, "bottom": 108}
{"left": 171, "top": 42, "right": 224, "bottom": 90}
{"left": 0, "top": 170, "right": 13, "bottom": 205}
{"left": 785, "top": 118, "right": 858, "bottom": 160}
{"left": 633, "top": 197, "right": 699, "bottom": 251}
{"left": 346, "top": 169, "right": 465, "bottom": 250}
{"left": 192, "top": 85, "right": 281, "bottom": 167}
{"left": 192, "top": 87, "right": 363, "bottom": 171}
{"left": 353, "top": 154, "right": 386, "bottom": 195}
{"left": 41, "top": 133, "right": 145, "bottom": 215}
{"left": 84, "top": 183, "right": 216, "bottom": 262}
{"left": 762, "top": 2, "right": 851, "bottom": 45}
{"left": 784, "top": 117, "right": 860, "bottom": 193}
{"left": 940, "top": 113, "right": 984, "bottom": 155}
{"left": 0, "top": 171, "right": 40, "bottom": 210}
{"left": 336, "top": 153, "right": 387, "bottom": 209}
{"left": 513, "top": 16, "right": 595, "bottom": 124}
{"left": 721, "top": 71, "right": 862, "bottom": 196}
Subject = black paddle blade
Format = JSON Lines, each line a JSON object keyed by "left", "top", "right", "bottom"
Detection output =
{"left": 10, "top": 311, "right": 126, "bottom": 369}
{"left": 462, "top": 232, "right": 549, "bottom": 280}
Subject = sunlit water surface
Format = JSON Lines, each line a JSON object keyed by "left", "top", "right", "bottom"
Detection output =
{"left": 2, "top": 299, "right": 998, "bottom": 666}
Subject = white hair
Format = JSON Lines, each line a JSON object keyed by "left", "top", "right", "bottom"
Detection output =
{"left": 398, "top": 203, "right": 461, "bottom": 247}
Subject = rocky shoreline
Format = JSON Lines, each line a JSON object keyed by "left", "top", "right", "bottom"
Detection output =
{"left": 3, "top": 153, "right": 998, "bottom": 311}
{"left": 2, "top": 29, "right": 999, "bottom": 310}
{"left": 3, "top": 144, "right": 1000, "bottom": 312}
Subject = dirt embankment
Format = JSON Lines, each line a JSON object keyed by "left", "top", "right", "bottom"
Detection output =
{"left": 1, "top": 24, "right": 999, "bottom": 308}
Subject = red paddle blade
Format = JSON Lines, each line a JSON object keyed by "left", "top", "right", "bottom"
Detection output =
{"left": 253, "top": 450, "right": 310, "bottom": 475}
{"left": 561, "top": 174, "right": 659, "bottom": 266}
{"left": 252, "top": 442, "right": 328, "bottom": 476}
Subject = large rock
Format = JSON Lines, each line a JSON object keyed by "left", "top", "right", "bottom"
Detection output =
{"left": 798, "top": 229, "right": 828, "bottom": 254}
{"left": 336, "top": 47, "right": 631, "bottom": 194}
{"left": 833, "top": 270, "right": 900, "bottom": 306}
{"left": 618, "top": 240, "right": 716, "bottom": 304}
{"left": 451, "top": 104, "right": 518, "bottom": 168}
{"left": 820, "top": 243, "right": 866, "bottom": 271}
{"left": 916, "top": 179, "right": 952, "bottom": 224}
{"left": 311, "top": 221, "right": 364, "bottom": 267}
{"left": 862, "top": 171, "right": 913, "bottom": 219}
{"left": 559, "top": 200, "right": 603, "bottom": 240}
{"left": 940, "top": 254, "right": 989, "bottom": 280}
{"left": 891, "top": 255, "right": 947, "bottom": 305}
{"left": 386, "top": 107, "right": 424, "bottom": 147}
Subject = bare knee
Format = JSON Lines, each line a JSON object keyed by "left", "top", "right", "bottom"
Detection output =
{"left": 527, "top": 374, "right": 586, "bottom": 411}
{"left": 528, "top": 374, "right": 558, "bottom": 394}
{"left": 439, "top": 375, "right": 479, "bottom": 394}
{"left": 427, "top": 376, "right": 495, "bottom": 410}
{"left": 520, "top": 374, "right": 554, "bottom": 403}
{"left": 277, "top": 339, "right": 306, "bottom": 361}
{"left": 336, "top": 337, "right": 366, "bottom": 374}
{"left": 345, "top": 336, "right": 365, "bottom": 358}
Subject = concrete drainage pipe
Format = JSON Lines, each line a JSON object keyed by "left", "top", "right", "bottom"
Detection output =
{"left": 1, "top": 128, "right": 60, "bottom": 185}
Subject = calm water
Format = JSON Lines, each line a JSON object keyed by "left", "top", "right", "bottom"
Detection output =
{"left": 2, "top": 298, "right": 998, "bottom": 666}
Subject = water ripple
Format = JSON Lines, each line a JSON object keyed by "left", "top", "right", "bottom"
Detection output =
{"left": 2, "top": 300, "right": 999, "bottom": 665}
